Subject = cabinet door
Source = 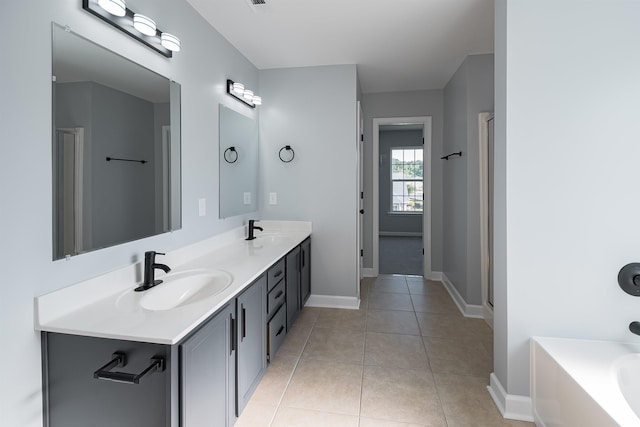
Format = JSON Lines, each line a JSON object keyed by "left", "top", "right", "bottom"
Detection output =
{"left": 301, "top": 238, "right": 311, "bottom": 305}
{"left": 44, "top": 333, "right": 170, "bottom": 427}
{"left": 236, "top": 275, "right": 267, "bottom": 414}
{"left": 286, "top": 246, "right": 300, "bottom": 331}
{"left": 181, "top": 303, "right": 236, "bottom": 427}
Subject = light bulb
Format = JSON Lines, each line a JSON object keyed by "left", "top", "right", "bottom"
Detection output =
{"left": 252, "top": 95, "right": 262, "bottom": 105}
{"left": 133, "top": 14, "right": 156, "bottom": 36}
{"left": 97, "top": 0, "right": 126, "bottom": 16}
{"left": 243, "top": 89, "right": 254, "bottom": 101}
{"left": 161, "top": 33, "right": 180, "bottom": 52}
{"left": 232, "top": 82, "right": 245, "bottom": 95}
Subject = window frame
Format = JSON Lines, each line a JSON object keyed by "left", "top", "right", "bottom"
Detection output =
{"left": 389, "top": 146, "right": 424, "bottom": 214}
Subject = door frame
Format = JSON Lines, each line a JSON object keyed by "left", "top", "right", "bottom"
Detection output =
{"left": 372, "top": 116, "right": 432, "bottom": 277}
{"left": 479, "top": 112, "right": 494, "bottom": 326}
{"left": 356, "top": 101, "right": 364, "bottom": 299}
{"left": 55, "top": 127, "right": 85, "bottom": 257}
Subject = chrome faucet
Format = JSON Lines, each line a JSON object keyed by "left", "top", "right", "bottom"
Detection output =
{"left": 135, "top": 251, "right": 171, "bottom": 291}
{"left": 246, "top": 219, "right": 263, "bottom": 241}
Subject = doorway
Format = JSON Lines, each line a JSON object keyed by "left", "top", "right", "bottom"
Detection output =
{"left": 372, "top": 117, "right": 432, "bottom": 278}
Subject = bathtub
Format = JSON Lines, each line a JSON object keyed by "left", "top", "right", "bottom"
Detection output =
{"left": 531, "top": 337, "right": 640, "bottom": 427}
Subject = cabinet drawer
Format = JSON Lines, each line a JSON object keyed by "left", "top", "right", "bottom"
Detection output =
{"left": 267, "top": 304, "right": 287, "bottom": 361}
{"left": 267, "top": 280, "right": 285, "bottom": 319}
{"left": 267, "top": 259, "right": 285, "bottom": 291}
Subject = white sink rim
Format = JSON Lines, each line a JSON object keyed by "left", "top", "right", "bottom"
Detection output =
{"left": 139, "top": 269, "right": 232, "bottom": 311}
{"left": 615, "top": 353, "right": 640, "bottom": 418}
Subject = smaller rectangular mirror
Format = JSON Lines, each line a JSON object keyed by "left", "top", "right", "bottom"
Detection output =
{"left": 219, "top": 105, "right": 259, "bottom": 218}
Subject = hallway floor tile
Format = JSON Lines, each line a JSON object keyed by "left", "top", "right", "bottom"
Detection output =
{"left": 235, "top": 275, "right": 535, "bottom": 427}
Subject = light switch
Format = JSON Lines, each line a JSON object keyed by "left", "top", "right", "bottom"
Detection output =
{"left": 243, "top": 192, "right": 251, "bottom": 205}
{"left": 269, "top": 192, "right": 277, "bottom": 205}
{"left": 198, "top": 198, "right": 206, "bottom": 216}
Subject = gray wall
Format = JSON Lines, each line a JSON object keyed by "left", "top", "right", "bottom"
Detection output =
{"left": 1, "top": 1, "right": 258, "bottom": 425}
{"left": 57, "top": 81, "right": 159, "bottom": 249}
{"left": 259, "top": 65, "right": 359, "bottom": 299}
{"left": 494, "top": 0, "right": 640, "bottom": 403}
{"left": 442, "top": 54, "right": 494, "bottom": 305}
{"left": 361, "top": 90, "right": 444, "bottom": 272}
{"left": 91, "top": 82, "right": 157, "bottom": 248}
{"left": 379, "top": 129, "right": 423, "bottom": 234}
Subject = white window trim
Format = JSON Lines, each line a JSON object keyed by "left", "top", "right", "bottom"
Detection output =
{"left": 390, "top": 146, "right": 424, "bottom": 213}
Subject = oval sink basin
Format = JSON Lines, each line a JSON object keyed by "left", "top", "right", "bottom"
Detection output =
{"left": 140, "top": 269, "right": 232, "bottom": 311}
{"left": 616, "top": 354, "right": 640, "bottom": 417}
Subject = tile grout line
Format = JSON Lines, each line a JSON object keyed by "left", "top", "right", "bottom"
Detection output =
{"left": 357, "top": 280, "right": 372, "bottom": 426}
{"left": 266, "top": 310, "right": 317, "bottom": 427}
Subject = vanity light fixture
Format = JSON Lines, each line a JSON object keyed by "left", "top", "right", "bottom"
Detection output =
{"left": 82, "top": 0, "right": 181, "bottom": 58}
{"left": 226, "top": 79, "right": 261, "bottom": 108}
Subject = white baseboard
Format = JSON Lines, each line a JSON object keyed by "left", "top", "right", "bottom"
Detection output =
{"left": 363, "top": 268, "right": 375, "bottom": 278}
{"left": 379, "top": 231, "right": 423, "bottom": 237}
{"left": 483, "top": 303, "right": 494, "bottom": 329}
{"left": 440, "top": 273, "right": 484, "bottom": 318}
{"left": 426, "top": 271, "right": 443, "bottom": 281}
{"left": 488, "top": 373, "right": 534, "bottom": 422}
{"left": 305, "top": 294, "right": 360, "bottom": 310}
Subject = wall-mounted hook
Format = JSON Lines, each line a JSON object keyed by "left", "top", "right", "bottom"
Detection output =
{"left": 224, "top": 146, "right": 238, "bottom": 163}
{"left": 279, "top": 145, "right": 295, "bottom": 163}
{"left": 441, "top": 151, "right": 463, "bottom": 161}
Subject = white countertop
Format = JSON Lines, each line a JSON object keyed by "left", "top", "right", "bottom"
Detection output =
{"left": 35, "top": 221, "right": 311, "bottom": 345}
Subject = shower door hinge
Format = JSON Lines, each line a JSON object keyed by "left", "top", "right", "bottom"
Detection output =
{"left": 360, "top": 249, "right": 364, "bottom": 257}
{"left": 422, "top": 248, "right": 424, "bottom": 255}
{"left": 360, "top": 191, "right": 364, "bottom": 199}
{"left": 422, "top": 137, "right": 424, "bottom": 145}
{"left": 361, "top": 134, "right": 364, "bottom": 142}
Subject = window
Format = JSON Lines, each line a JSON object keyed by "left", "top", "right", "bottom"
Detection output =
{"left": 391, "top": 148, "right": 423, "bottom": 212}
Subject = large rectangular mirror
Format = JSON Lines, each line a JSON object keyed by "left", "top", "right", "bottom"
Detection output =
{"left": 52, "top": 24, "right": 181, "bottom": 260}
{"left": 219, "top": 105, "right": 259, "bottom": 218}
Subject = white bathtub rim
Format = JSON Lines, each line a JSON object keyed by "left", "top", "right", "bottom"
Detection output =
{"left": 532, "top": 336, "right": 640, "bottom": 427}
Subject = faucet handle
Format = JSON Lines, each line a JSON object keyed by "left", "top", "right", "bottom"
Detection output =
{"left": 144, "top": 251, "right": 166, "bottom": 264}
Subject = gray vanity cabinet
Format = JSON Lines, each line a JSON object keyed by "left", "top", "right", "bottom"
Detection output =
{"left": 180, "top": 302, "right": 236, "bottom": 427}
{"left": 301, "top": 238, "right": 311, "bottom": 305}
{"left": 42, "top": 333, "right": 172, "bottom": 427}
{"left": 42, "top": 237, "right": 309, "bottom": 427}
{"left": 236, "top": 275, "right": 267, "bottom": 414}
{"left": 285, "top": 246, "right": 301, "bottom": 330}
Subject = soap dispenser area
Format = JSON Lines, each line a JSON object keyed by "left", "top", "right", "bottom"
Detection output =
{"left": 36, "top": 221, "right": 311, "bottom": 427}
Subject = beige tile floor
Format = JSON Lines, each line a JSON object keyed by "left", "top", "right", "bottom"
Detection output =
{"left": 236, "top": 275, "right": 535, "bottom": 427}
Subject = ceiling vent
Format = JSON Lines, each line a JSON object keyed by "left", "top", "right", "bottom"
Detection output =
{"left": 245, "top": 0, "right": 270, "bottom": 12}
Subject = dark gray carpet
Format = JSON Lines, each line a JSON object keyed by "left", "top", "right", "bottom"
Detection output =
{"left": 379, "top": 236, "right": 423, "bottom": 275}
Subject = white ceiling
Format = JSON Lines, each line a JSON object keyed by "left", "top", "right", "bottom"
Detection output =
{"left": 185, "top": 0, "right": 494, "bottom": 94}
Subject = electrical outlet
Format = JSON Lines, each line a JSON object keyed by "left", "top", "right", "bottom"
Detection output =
{"left": 243, "top": 192, "right": 251, "bottom": 205}
{"left": 269, "top": 192, "right": 277, "bottom": 205}
{"left": 198, "top": 198, "right": 206, "bottom": 216}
